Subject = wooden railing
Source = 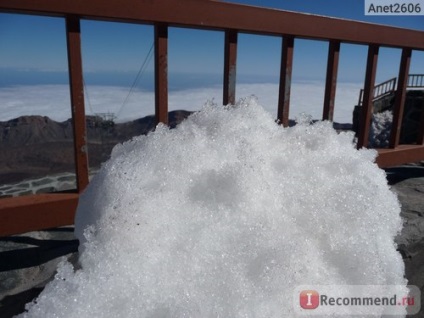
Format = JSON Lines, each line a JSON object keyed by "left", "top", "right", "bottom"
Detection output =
{"left": 1, "top": 0, "right": 424, "bottom": 236}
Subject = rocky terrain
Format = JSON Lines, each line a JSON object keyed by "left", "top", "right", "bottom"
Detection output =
{"left": 0, "top": 110, "right": 192, "bottom": 187}
{"left": 389, "top": 164, "right": 424, "bottom": 317}
{"left": 0, "top": 111, "right": 354, "bottom": 198}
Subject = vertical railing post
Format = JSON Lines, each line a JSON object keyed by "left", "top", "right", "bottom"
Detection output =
{"left": 418, "top": 106, "right": 424, "bottom": 145}
{"left": 223, "top": 29, "right": 238, "bottom": 105}
{"left": 154, "top": 23, "right": 168, "bottom": 125}
{"left": 323, "top": 40, "right": 340, "bottom": 121}
{"left": 389, "top": 48, "right": 411, "bottom": 148}
{"left": 357, "top": 44, "right": 379, "bottom": 149}
{"left": 277, "top": 36, "right": 294, "bottom": 127}
{"left": 66, "top": 15, "right": 89, "bottom": 193}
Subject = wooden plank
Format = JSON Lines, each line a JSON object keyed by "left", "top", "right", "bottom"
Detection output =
{"left": 277, "top": 36, "right": 294, "bottom": 127}
{"left": 154, "top": 23, "right": 168, "bottom": 125}
{"left": 418, "top": 104, "right": 424, "bottom": 145}
{"left": 1, "top": 0, "right": 424, "bottom": 50}
{"left": 66, "top": 15, "right": 89, "bottom": 192}
{"left": 376, "top": 145, "right": 424, "bottom": 168}
{"left": 0, "top": 194, "right": 79, "bottom": 237}
{"left": 223, "top": 29, "right": 237, "bottom": 105}
{"left": 322, "top": 40, "right": 340, "bottom": 121}
{"left": 357, "top": 45, "right": 379, "bottom": 149}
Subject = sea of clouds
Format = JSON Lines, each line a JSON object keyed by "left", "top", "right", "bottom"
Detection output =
{"left": 18, "top": 97, "right": 406, "bottom": 317}
{"left": 0, "top": 81, "right": 361, "bottom": 123}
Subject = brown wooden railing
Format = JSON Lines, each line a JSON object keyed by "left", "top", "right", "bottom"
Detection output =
{"left": 1, "top": 0, "right": 424, "bottom": 236}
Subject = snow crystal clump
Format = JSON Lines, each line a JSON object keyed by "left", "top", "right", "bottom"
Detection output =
{"left": 19, "top": 97, "right": 405, "bottom": 317}
{"left": 369, "top": 110, "right": 393, "bottom": 148}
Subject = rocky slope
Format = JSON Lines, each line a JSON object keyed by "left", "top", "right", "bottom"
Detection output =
{"left": 0, "top": 111, "right": 354, "bottom": 187}
{"left": 0, "top": 111, "right": 192, "bottom": 185}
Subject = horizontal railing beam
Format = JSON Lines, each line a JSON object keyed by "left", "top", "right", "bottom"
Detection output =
{"left": 376, "top": 145, "right": 424, "bottom": 167}
{"left": 1, "top": 0, "right": 424, "bottom": 50}
{"left": 0, "top": 193, "right": 79, "bottom": 237}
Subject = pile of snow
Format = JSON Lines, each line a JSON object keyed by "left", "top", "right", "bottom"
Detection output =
{"left": 20, "top": 97, "right": 405, "bottom": 317}
{"left": 369, "top": 110, "right": 393, "bottom": 148}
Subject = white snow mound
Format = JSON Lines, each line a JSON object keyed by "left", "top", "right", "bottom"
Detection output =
{"left": 20, "top": 97, "right": 406, "bottom": 317}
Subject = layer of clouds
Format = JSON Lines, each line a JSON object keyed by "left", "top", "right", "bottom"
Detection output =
{"left": 0, "top": 82, "right": 362, "bottom": 123}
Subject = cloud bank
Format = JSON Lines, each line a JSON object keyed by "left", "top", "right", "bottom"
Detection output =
{"left": 0, "top": 81, "right": 362, "bottom": 123}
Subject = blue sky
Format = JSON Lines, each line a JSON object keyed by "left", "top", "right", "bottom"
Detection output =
{"left": 0, "top": 0, "right": 423, "bottom": 89}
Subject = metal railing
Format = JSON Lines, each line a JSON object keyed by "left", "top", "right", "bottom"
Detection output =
{"left": 408, "top": 74, "right": 424, "bottom": 88}
{"left": 358, "top": 74, "right": 424, "bottom": 105}
{"left": 1, "top": 0, "right": 424, "bottom": 236}
{"left": 358, "top": 77, "right": 397, "bottom": 106}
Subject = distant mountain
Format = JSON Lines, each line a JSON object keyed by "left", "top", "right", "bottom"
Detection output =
{"left": 0, "top": 109, "right": 353, "bottom": 185}
{"left": 0, "top": 110, "right": 192, "bottom": 184}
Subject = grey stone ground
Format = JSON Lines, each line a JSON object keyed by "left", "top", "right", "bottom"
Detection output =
{"left": 0, "top": 227, "right": 78, "bottom": 317}
{"left": 389, "top": 165, "right": 424, "bottom": 317}
{"left": 0, "top": 164, "right": 423, "bottom": 317}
